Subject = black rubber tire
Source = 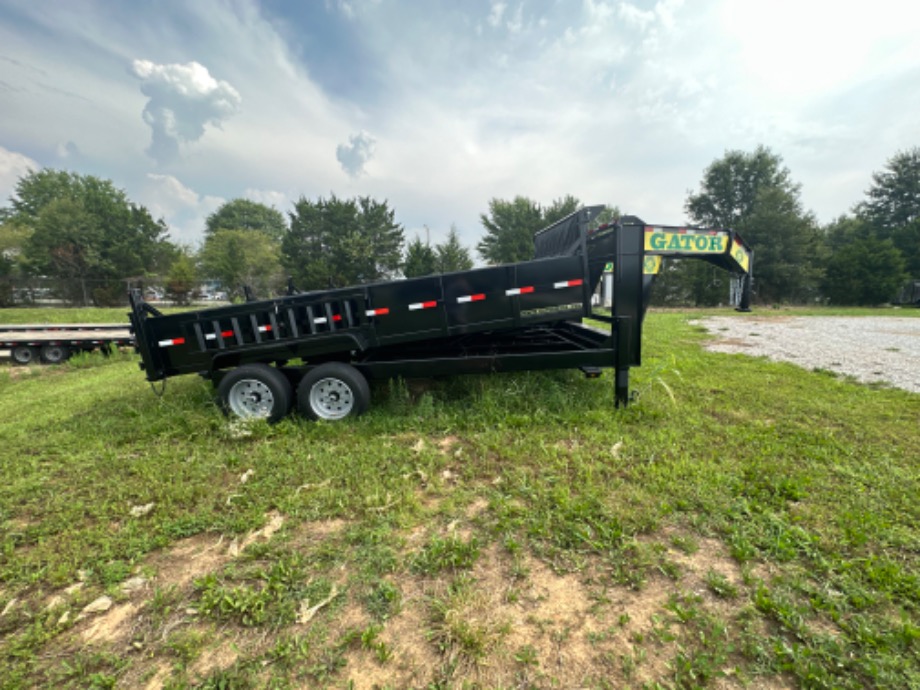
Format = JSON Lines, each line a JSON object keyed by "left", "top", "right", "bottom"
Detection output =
{"left": 40, "top": 344, "right": 70, "bottom": 364}
{"left": 11, "top": 346, "right": 38, "bottom": 365}
{"left": 297, "top": 362, "right": 370, "bottom": 421}
{"left": 216, "top": 364, "right": 293, "bottom": 423}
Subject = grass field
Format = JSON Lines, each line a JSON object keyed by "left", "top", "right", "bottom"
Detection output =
{"left": 0, "top": 308, "right": 918, "bottom": 689}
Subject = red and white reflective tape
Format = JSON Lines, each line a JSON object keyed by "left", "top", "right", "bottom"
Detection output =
{"left": 158, "top": 337, "right": 185, "bottom": 347}
{"left": 457, "top": 293, "right": 486, "bottom": 304}
{"left": 408, "top": 300, "right": 438, "bottom": 311}
{"left": 553, "top": 279, "right": 583, "bottom": 289}
{"left": 205, "top": 330, "right": 235, "bottom": 341}
{"left": 366, "top": 308, "right": 390, "bottom": 317}
{"left": 257, "top": 325, "right": 272, "bottom": 333}
{"left": 505, "top": 286, "right": 535, "bottom": 296}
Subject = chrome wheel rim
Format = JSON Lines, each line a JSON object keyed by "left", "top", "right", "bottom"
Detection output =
{"left": 309, "top": 377, "right": 354, "bottom": 420}
{"left": 228, "top": 378, "right": 275, "bottom": 419}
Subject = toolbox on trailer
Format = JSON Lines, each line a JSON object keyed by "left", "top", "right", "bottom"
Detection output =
{"left": 128, "top": 207, "right": 752, "bottom": 422}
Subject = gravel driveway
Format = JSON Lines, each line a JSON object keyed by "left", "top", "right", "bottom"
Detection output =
{"left": 692, "top": 315, "right": 920, "bottom": 394}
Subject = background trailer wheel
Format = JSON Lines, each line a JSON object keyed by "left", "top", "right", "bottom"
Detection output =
{"left": 40, "top": 344, "right": 70, "bottom": 364}
{"left": 216, "top": 364, "right": 293, "bottom": 423}
{"left": 298, "top": 362, "right": 370, "bottom": 421}
{"left": 11, "top": 346, "right": 38, "bottom": 365}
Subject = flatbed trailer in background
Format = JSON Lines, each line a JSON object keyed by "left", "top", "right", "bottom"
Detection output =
{"left": 1, "top": 324, "right": 134, "bottom": 365}
{"left": 129, "top": 207, "right": 753, "bottom": 422}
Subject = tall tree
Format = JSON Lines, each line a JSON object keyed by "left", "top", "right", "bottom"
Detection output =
{"left": 858, "top": 147, "right": 920, "bottom": 230}
{"left": 165, "top": 250, "right": 197, "bottom": 306}
{"left": 12, "top": 169, "right": 174, "bottom": 305}
{"left": 685, "top": 146, "right": 822, "bottom": 303}
{"left": 435, "top": 226, "right": 474, "bottom": 273}
{"left": 199, "top": 229, "right": 282, "bottom": 299}
{"left": 0, "top": 215, "right": 33, "bottom": 306}
{"left": 856, "top": 148, "right": 920, "bottom": 278}
{"left": 478, "top": 195, "right": 580, "bottom": 265}
{"left": 205, "top": 199, "right": 287, "bottom": 241}
{"left": 823, "top": 237, "right": 906, "bottom": 305}
{"left": 282, "top": 195, "right": 404, "bottom": 290}
{"left": 404, "top": 235, "right": 437, "bottom": 278}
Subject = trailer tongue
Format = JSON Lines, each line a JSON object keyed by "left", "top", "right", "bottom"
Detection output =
{"left": 128, "top": 207, "right": 752, "bottom": 422}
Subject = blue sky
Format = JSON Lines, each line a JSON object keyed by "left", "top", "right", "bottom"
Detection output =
{"left": 1, "top": 0, "right": 918, "bottom": 250}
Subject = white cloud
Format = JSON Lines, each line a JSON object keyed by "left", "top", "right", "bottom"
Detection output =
{"left": 336, "top": 131, "right": 376, "bottom": 178}
{"left": 0, "top": 146, "right": 40, "bottom": 204}
{"left": 2, "top": 0, "right": 919, "bottom": 250}
{"left": 55, "top": 141, "right": 81, "bottom": 160}
{"left": 488, "top": 2, "right": 507, "bottom": 28}
{"left": 618, "top": 2, "right": 656, "bottom": 30}
{"left": 130, "top": 60, "right": 242, "bottom": 165}
{"left": 244, "top": 188, "right": 289, "bottom": 209}
{"left": 137, "top": 173, "right": 224, "bottom": 247}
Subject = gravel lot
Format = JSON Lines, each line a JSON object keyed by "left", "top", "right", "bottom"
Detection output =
{"left": 693, "top": 315, "right": 920, "bottom": 394}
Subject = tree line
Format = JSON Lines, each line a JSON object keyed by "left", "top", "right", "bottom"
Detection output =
{"left": 0, "top": 145, "right": 917, "bottom": 307}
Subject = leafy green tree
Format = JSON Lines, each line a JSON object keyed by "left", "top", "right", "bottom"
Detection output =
{"left": 823, "top": 237, "right": 906, "bottom": 305}
{"left": 685, "top": 146, "right": 822, "bottom": 303}
{"left": 165, "top": 251, "right": 197, "bottom": 305}
{"left": 0, "top": 216, "right": 32, "bottom": 306}
{"left": 435, "top": 226, "right": 474, "bottom": 273}
{"left": 856, "top": 148, "right": 920, "bottom": 278}
{"left": 858, "top": 148, "right": 920, "bottom": 230}
{"left": 205, "top": 199, "right": 287, "bottom": 241}
{"left": 404, "top": 235, "right": 437, "bottom": 278}
{"left": 11, "top": 169, "right": 173, "bottom": 305}
{"left": 199, "top": 229, "right": 283, "bottom": 299}
{"left": 543, "top": 195, "right": 581, "bottom": 225}
{"left": 478, "top": 195, "right": 580, "bottom": 264}
{"left": 282, "top": 195, "right": 404, "bottom": 290}
{"left": 823, "top": 215, "right": 873, "bottom": 252}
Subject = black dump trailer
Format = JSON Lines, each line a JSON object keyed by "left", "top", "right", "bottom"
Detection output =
{"left": 1, "top": 323, "right": 134, "bottom": 365}
{"left": 129, "top": 207, "right": 753, "bottom": 422}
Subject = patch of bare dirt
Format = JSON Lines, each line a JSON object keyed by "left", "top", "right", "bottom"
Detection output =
{"left": 187, "top": 634, "right": 242, "bottom": 679}
{"left": 147, "top": 533, "right": 232, "bottom": 590}
{"left": 141, "top": 663, "right": 171, "bottom": 690}
{"left": 80, "top": 601, "right": 139, "bottom": 644}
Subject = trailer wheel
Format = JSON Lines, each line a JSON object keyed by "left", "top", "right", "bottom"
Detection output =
{"left": 11, "top": 346, "right": 37, "bottom": 365}
{"left": 217, "top": 364, "right": 293, "bottom": 423}
{"left": 298, "top": 363, "right": 370, "bottom": 421}
{"left": 40, "top": 345, "right": 70, "bottom": 364}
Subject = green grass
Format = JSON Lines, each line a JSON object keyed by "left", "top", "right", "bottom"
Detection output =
{"left": 0, "top": 307, "right": 918, "bottom": 688}
{"left": 0, "top": 305, "right": 196, "bottom": 324}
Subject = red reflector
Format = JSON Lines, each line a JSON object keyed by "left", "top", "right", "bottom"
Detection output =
{"left": 521, "top": 286, "right": 535, "bottom": 294}
{"left": 221, "top": 330, "right": 234, "bottom": 338}
{"left": 333, "top": 314, "right": 342, "bottom": 322}
{"left": 423, "top": 300, "right": 437, "bottom": 308}
{"left": 173, "top": 338, "right": 186, "bottom": 346}
{"left": 569, "top": 279, "right": 583, "bottom": 287}
{"left": 471, "top": 293, "right": 485, "bottom": 301}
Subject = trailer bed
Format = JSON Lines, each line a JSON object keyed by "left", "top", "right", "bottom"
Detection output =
{"left": 1, "top": 324, "right": 134, "bottom": 364}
